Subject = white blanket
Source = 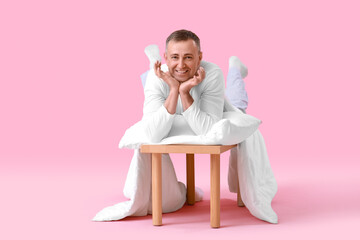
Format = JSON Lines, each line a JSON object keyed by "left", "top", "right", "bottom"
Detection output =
{"left": 93, "top": 100, "right": 278, "bottom": 224}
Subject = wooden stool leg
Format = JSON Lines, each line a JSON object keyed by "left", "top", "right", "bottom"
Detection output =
{"left": 152, "top": 153, "right": 162, "bottom": 226}
{"left": 210, "top": 154, "right": 220, "bottom": 228}
{"left": 186, "top": 153, "right": 195, "bottom": 205}
{"left": 237, "top": 184, "right": 245, "bottom": 207}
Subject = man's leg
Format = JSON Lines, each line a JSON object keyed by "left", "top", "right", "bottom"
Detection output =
{"left": 141, "top": 44, "right": 161, "bottom": 88}
{"left": 225, "top": 56, "right": 249, "bottom": 113}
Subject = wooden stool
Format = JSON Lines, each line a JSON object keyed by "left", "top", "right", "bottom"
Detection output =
{"left": 140, "top": 144, "right": 242, "bottom": 228}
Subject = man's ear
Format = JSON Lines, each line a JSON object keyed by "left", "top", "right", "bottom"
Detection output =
{"left": 164, "top": 53, "right": 168, "bottom": 62}
{"left": 199, "top": 51, "right": 203, "bottom": 61}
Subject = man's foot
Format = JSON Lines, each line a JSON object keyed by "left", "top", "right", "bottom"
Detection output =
{"left": 229, "top": 56, "right": 248, "bottom": 79}
{"left": 145, "top": 44, "right": 161, "bottom": 70}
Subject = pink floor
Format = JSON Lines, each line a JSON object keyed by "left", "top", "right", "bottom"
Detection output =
{"left": 2, "top": 154, "right": 359, "bottom": 240}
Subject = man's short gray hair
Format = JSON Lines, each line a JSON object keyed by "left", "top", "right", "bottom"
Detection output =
{"left": 166, "top": 29, "right": 201, "bottom": 52}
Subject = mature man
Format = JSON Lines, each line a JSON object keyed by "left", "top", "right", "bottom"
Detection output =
{"left": 141, "top": 30, "right": 225, "bottom": 143}
{"left": 93, "top": 30, "right": 278, "bottom": 224}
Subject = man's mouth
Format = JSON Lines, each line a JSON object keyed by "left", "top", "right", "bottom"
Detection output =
{"left": 176, "top": 70, "right": 188, "bottom": 74}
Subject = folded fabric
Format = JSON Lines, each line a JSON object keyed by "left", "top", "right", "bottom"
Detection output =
{"left": 94, "top": 94, "right": 278, "bottom": 224}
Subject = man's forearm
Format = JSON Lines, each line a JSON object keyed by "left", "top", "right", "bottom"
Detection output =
{"left": 179, "top": 90, "right": 194, "bottom": 111}
{"left": 164, "top": 89, "right": 179, "bottom": 114}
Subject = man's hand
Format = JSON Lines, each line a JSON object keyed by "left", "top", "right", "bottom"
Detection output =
{"left": 153, "top": 61, "right": 179, "bottom": 114}
{"left": 154, "top": 61, "right": 180, "bottom": 91}
{"left": 179, "top": 67, "right": 206, "bottom": 111}
{"left": 179, "top": 67, "right": 206, "bottom": 94}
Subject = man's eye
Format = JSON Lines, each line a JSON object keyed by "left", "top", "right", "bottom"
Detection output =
{"left": 186, "top": 56, "right": 192, "bottom": 59}
{"left": 172, "top": 56, "right": 178, "bottom": 59}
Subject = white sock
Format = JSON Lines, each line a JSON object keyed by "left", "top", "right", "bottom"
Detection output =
{"left": 144, "top": 44, "right": 161, "bottom": 70}
{"left": 195, "top": 187, "right": 203, "bottom": 202}
{"left": 229, "top": 56, "right": 248, "bottom": 79}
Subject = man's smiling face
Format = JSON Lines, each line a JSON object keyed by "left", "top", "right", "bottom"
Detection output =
{"left": 164, "top": 39, "right": 202, "bottom": 82}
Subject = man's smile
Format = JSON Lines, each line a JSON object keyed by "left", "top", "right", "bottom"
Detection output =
{"left": 176, "top": 70, "right": 189, "bottom": 74}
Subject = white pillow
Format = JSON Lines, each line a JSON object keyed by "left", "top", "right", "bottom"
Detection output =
{"left": 217, "top": 111, "right": 262, "bottom": 145}
{"left": 119, "top": 111, "right": 261, "bottom": 148}
{"left": 118, "top": 121, "right": 148, "bottom": 149}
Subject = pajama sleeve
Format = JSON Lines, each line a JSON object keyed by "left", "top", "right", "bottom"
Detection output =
{"left": 181, "top": 66, "right": 225, "bottom": 135}
{"left": 142, "top": 69, "right": 175, "bottom": 143}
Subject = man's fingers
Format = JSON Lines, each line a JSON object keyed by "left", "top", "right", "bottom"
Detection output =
{"left": 192, "top": 75, "right": 201, "bottom": 84}
{"left": 191, "top": 67, "right": 205, "bottom": 85}
{"left": 155, "top": 65, "right": 160, "bottom": 77}
{"left": 154, "top": 61, "right": 162, "bottom": 78}
{"left": 154, "top": 61, "right": 159, "bottom": 71}
{"left": 199, "top": 67, "right": 205, "bottom": 79}
{"left": 195, "top": 67, "right": 204, "bottom": 79}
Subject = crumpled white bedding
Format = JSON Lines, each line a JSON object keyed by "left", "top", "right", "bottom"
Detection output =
{"left": 93, "top": 100, "right": 278, "bottom": 223}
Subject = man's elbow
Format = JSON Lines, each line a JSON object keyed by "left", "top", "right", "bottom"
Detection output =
{"left": 193, "top": 116, "right": 220, "bottom": 135}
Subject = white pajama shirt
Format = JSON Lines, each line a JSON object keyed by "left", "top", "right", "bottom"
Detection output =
{"left": 142, "top": 61, "right": 225, "bottom": 141}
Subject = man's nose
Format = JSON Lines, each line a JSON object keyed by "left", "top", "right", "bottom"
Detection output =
{"left": 179, "top": 59, "right": 185, "bottom": 68}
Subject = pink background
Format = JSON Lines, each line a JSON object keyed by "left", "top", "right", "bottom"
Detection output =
{"left": 1, "top": 0, "right": 359, "bottom": 239}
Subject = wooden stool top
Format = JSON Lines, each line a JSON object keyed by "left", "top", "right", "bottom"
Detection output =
{"left": 140, "top": 144, "right": 237, "bottom": 154}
